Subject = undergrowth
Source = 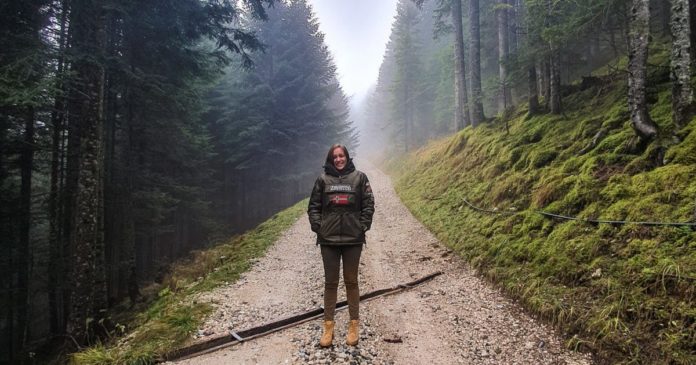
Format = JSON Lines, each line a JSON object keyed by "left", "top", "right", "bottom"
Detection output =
{"left": 70, "top": 200, "right": 307, "bottom": 365}
{"left": 389, "top": 76, "right": 696, "bottom": 364}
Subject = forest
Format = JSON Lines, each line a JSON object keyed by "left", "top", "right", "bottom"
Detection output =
{"left": 1, "top": 0, "right": 694, "bottom": 363}
{"left": 361, "top": 0, "right": 693, "bottom": 151}
{"left": 1, "top": 0, "right": 354, "bottom": 362}
{"left": 370, "top": 0, "right": 695, "bottom": 363}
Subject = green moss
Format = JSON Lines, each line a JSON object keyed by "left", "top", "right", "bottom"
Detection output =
{"left": 594, "top": 130, "right": 628, "bottom": 153}
{"left": 530, "top": 149, "right": 558, "bottom": 168}
{"left": 599, "top": 174, "right": 631, "bottom": 201}
{"left": 506, "top": 147, "right": 523, "bottom": 166}
{"left": 574, "top": 118, "right": 603, "bottom": 140}
{"left": 390, "top": 73, "right": 695, "bottom": 364}
{"left": 561, "top": 157, "right": 582, "bottom": 174}
{"left": 601, "top": 101, "right": 630, "bottom": 131}
{"left": 532, "top": 174, "right": 574, "bottom": 208}
{"left": 517, "top": 123, "right": 545, "bottom": 145}
{"left": 666, "top": 123, "right": 696, "bottom": 164}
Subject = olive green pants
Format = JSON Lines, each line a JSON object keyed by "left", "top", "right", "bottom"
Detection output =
{"left": 320, "top": 244, "right": 363, "bottom": 320}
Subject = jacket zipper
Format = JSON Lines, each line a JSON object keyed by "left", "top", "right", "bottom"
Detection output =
{"left": 339, "top": 175, "right": 344, "bottom": 242}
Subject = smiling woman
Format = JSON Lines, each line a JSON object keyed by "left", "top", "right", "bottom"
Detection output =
{"left": 307, "top": 143, "right": 375, "bottom": 347}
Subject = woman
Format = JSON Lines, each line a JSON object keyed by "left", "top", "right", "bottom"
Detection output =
{"left": 307, "top": 144, "right": 375, "bottom": 347}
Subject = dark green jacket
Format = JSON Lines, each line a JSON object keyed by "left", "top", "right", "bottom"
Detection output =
{"left": 307, "top": 160, "right": 375, "bottom": 245}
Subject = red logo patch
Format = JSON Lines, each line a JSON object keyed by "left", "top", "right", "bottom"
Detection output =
{"left": 330, "top": 194, "right": 353, "bottom": 205}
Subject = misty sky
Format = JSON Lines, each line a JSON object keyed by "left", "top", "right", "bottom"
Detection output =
{"left": 307, "top": 0, "right": 398, "bottom": 101}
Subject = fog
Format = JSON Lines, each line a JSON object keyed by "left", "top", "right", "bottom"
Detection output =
{"left": 307, "top": 0, "right": 398, "bottom": 160}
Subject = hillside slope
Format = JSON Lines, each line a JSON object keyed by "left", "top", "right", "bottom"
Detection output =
{"left": 389, "top": 79, "right": 696, "bottom": 364}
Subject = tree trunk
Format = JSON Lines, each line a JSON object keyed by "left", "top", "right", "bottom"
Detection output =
{"left": 670, "top": 0, "right": 693, "bottom": 128}
{"left": 508, "top": 0, "right": 519, "bottom": 104}
{"left": 103, "top": 9, "right": 120, "bottom": 304}
{"left": 541, "top": 59, "right": 550, "bottom": 109}
{"left": 589, "top": 35, "right": 598, "bottom": 58}
{"left": 690, "top": 0, "right": 696, "bottom": 50}
{"left": 662, "top": 0, "right": 673, "bottom": 36}
{"left": 0, "top": 108, "right": 6, "bottom": 185}
{"left": 528, "top": 65, "right": 540, "bottom": 116}
{"left": 404, "top": 84, "right": 411, "bottom": 151}
{"left": 452, "top": 0, "right": 469, "bottom": 130}
{"left": 497, "top": 0, "right": 511, "bottom": 111}
{"left": 49, "top": 101, "right": 67, "bottom": 335}
{"left": 0, "top": 107, "right": 12, "bottom": 362}
{"left": 522, "top": 0, "right": 539, "bottom": 117}
{"left": 16, "top": 107, "right": 35, "bottom": 361}
{"left": 469, "top": 0, "right": 485, "bottom": 126}
{"left": 49, "top": 0, "right": 70, "bottom": 335}
{"left": 549, "top": 51, "right": 562, "bottom": 114}
{"left": 628, "top": 0, "right": 658, "bottom": 141}
{"left": 65, "top": 0, "right": 107, "bottom": 344}
{"left": 509, "top": 0, "right": 519, "bottom": 54}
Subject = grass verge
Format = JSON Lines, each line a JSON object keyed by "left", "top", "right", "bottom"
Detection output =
{"left": 70, "top": 199, "right": 307, "bottom": 365}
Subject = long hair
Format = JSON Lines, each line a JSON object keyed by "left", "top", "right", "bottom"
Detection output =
{"left": 324, "top": 144, "right": 351, "bottom": 167}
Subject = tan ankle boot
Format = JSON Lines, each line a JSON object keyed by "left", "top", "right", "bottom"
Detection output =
{"left": 319, "top": 320, "right": 334, "bottom": 347}
{"left": 346, "top": 319, "right": 359, "bottom": 346}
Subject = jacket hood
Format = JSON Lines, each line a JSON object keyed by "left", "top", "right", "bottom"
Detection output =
{"left": 323, "top": 158, "right": 356, "bottom": 177}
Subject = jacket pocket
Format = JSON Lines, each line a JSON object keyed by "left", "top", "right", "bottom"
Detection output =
{"left": 344, "top": 212, "right": 363, "bottom": 242}
{"left": 318, "top": 213, "right": 340, "bottom": 241}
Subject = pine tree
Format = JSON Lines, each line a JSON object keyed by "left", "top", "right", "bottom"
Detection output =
{"left": 390, "top": 0, "right": 426, "bottom": 150}
{"left": 64, "top": 0, "right": 107, "bottom": 343}
{"left": 0, "top": 0, "right": 51, "bottom": 360}
{"left": 469, "top": 0, "right": 485, "bottom": 125}
{"left": 497, "top": 0, "right": 512, "bottom": 111}
{"left": 452, "top": 0, "right": 470, "bottom": 129}
{"left": 206, "top": 0, "right": 356, "bottom": 230}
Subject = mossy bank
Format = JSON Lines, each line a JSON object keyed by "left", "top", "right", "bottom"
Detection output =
{"left": 70, "top": 200, "right": 307, "bottom": 365}
{"left": 389, "top": 80, "right": 695, "bottom": 364}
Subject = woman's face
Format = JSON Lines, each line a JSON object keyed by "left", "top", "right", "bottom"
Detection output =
{"left": 332, "top": 147, "right": 347, "bottom": 171}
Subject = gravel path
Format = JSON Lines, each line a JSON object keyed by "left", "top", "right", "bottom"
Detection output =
{"left": 170, "top": 161, "right": 593, "bottom": 365}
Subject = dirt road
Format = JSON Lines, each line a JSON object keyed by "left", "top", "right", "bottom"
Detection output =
{"left": 171, "top": 161, "right": 593, "bottom": 364}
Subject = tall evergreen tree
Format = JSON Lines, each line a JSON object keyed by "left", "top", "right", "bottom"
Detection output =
{"left": 452, "top": 0, "right": 470, "bottom": 129}
{"left": 63, "top": 0, "right": 107, "bottom": 343}
{"left": 391, "top": 0, "right": 426, "bottom": 149}
{"left": 206, "top": 0, "right": 356, "bottom": 230}
{"left": 0, "top": 0, "right": 51, "bottom": 360}
{"left": 414, "top": 0, "right": 470, "bottom": 129}
{"left": 469, "top": 0, "right": 485, "bottom": 125}
{"left": 497, "top": 0, "right": 512, "bottom": 111}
